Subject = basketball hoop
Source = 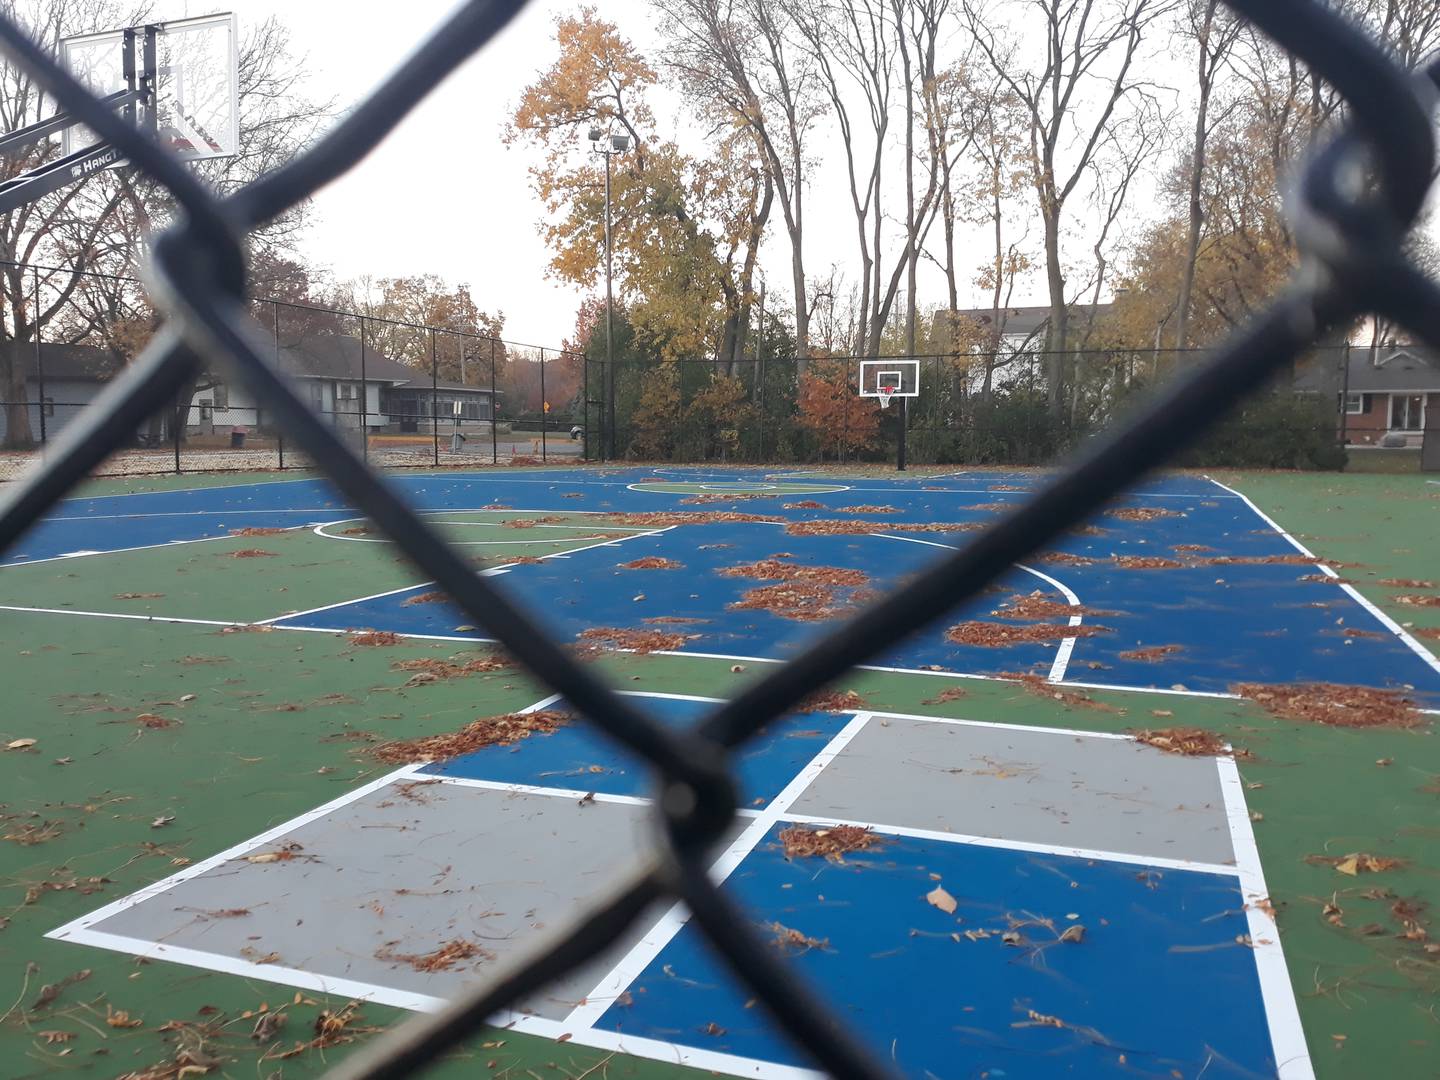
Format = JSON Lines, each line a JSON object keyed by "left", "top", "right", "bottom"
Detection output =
{"left": 877, "top": 385, "right": 896, "bottom": 409}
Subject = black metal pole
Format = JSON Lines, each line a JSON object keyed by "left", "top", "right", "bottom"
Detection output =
{"left": 1338, "top": 342, "right": 1352, "bottom": 446}
{"left": 272, "top": 302, "right": 285, "bottom": 470}
{"left": 431, "top": 330, "right": 439, "bottom": 468}
{"left": 172, "top": 385, "right": 181, "bottom": 474}
{"left": 898, "top": 394, "right": 907, "bottom": 472}
{"left": 603, "top": 149, "right": 615, "bottom": 462}
{"left": 359, "top": 315, "right": 369, "bottom": 463}
{"left": 490, "top": 338, "right": 499, "bottom": 464}
{"left": 539, "top": 347, "right": 547, "bottom": 463}
{"left": 583, "top": 352, "right": 591, "bottom": 461}
{"left": 33, "top": 267, "right": 45, "bottom": 446}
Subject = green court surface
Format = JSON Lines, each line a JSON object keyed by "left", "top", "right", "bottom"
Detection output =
{"left": 1, "top": 467, "right": 1436, "bottom": 1079}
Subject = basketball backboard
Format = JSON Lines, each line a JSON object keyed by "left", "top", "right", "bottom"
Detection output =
{"left": 859, "top": 358, "right": 920, "bottom": 398}
{"left": 60, "top": 13, "right": 239, "bottom": 161}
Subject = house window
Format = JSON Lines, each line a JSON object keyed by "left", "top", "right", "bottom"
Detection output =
{"left": 338, "top": 382, "right": 356, "bottom": 401}
{"left": 1342, "top": 393, "right": 1365, "bottom": 415}
{"left": 199, "top": 399, "right": 213, "bottom": 423}
{"left": 309, "top": 382, "right": 324, "bottom": 410}
{"left": 1390, "top": 394, "right": 1424, "bottom": 431}
{"left": 41, "top": 397, "right": 54, "bottom": 417}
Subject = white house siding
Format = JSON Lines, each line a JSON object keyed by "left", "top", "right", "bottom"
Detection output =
{"left": 0, "top": 380, "right": 106, "bottom": 444}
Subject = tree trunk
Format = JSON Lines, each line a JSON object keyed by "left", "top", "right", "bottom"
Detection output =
{"left": 1042, "top": 208, "right": 1067, "bottom": 413}
{"left": 1174, "top": 0, "right": 1219, "bottom": 355}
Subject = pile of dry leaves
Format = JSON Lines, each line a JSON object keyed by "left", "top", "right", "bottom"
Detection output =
{"left": 1105, "top": 507, "right": 1186, "bottom": 521}
{"left": 621, "top": 557, "right": 684, "bottom": 570}
{"left": 578, "top": 627, "right": 694, "bottom": 653}
{"left": 372, "top": 710, "right": 571, "bottom": 763}
{"left": 778, "top": 823, "right": 885, "bottom": 861}
{"left": 1118, "top": 645, "right": 1184, "bottom": 662}
{"left": 1133, "top": 727, "right": 1234, "bottom": 756}
{"left": 391, "top": 654, "right": 510, "bottom": 681}
{"left": 349, "top": 631, "right": 404, "bottom": 647}
{"left": 946, "top": 622, "right": 1110, "bottom": 646}
{"left": 1233, "top": 682, "right": 1425, "bottom": 729}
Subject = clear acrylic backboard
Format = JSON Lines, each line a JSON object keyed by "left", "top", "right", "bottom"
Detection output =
{"left": 60, "top": 13, "right": 239, "bottom": 162}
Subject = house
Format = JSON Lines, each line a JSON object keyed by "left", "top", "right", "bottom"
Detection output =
{"left": 1294, "top": 344, "right": 1440, "bottom": 446}
{"left": 187, "top": 333, "right": 498, "bottom": 437}
{"left": 0, "top": 340, "right": 123, "bottom": 446}
{"left": 931, "top": 304, "right": 1114, "bottom": 354}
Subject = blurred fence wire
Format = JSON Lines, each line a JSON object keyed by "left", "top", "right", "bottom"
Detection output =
{"left": 1, "top": 0, "right": 1438, "bottom": 1076}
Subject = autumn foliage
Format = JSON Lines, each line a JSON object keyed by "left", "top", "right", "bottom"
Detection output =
{"left": 795, "top": 360, "right": 881, "bottom": 459}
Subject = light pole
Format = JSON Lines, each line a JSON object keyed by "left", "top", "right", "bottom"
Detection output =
{"left": 589, "top": 127, "right": 629, "bottom": 461}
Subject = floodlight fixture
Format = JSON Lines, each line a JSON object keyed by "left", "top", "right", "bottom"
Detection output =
{"left": 588, "top": 126, "right": 602, "bottom": 142}
{"left": 610, "top": 133, "right": 630, "bottom": 152}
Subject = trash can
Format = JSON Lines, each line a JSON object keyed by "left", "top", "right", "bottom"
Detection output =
{"left": 230, "top": 426, "right": 248, "bottom": 449}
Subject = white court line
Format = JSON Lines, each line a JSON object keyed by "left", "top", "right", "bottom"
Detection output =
{"left": 776, "top": 813, "right": 1239, "bottom": 877}
{"left": 1, "top": 526, "right": 318, "bottom": 569}
{"left": 870, "top": 532, "right": 1083, "bottom": 682}
{"left": 1206, "top": 475, "right": 1440, "bottom": 675}
{"left": 406, "top": 773, "right": 652, "bottom": 808}
{"left": 0, "top": 604, "right": 238, "bottom": 627}
{"left": 560, "top": 711, "right": 876, "bottom": 1030}
{"left": 259, "top": 525, "right": 674, "bottom": 625}
{"left": 1215, "top": 754, "right": 1316, "bottom": 1079}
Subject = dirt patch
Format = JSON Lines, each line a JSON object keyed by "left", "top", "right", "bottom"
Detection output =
{"left": 1133, "top": 727, "right": 1235, "bottom": 756}
{"left": 1118, "top": 644, "right": 1184, "bottom": 662}
{"left": 1395, "top": 594, "right": 1440, "bottom": 607}
{"left": 1105, "top": 507, "right": 1186, "bottom": 521}
{"left": 1379, "top": 578, "right": 1436, "bottom": 589}
{"left": 1112, "top": 556, "right": 1186, "bottom": 569}
{"left": 375, "top": 938, "right": 493, "bottom": 971}
{"left": 622, "top": 557, "right": 684, "bottom": 570}
{"left": 228, "top": 548, "right": 278, "bottom": 558}
{"left": 392, "top": 654, "right": 510, "bottom": 681}
{"left": 798, "top": 689, "right": 867, "bottom": 713}
{"left": 373, "top": 710, "right": 571, "bottom": 763}
{"left": 229, "top": 526, "right": 289, "bottom": 537}
{"left": 835, "top": 504, "right": 899, "bottom": 514}
{"left": 350, "top": 631, "right": 405, "bottom": 647}
{"left": 946, "top": 621, "right": 1111, "bottom": 646}
{"left": 731, "top": 582, "right": 850, "bottom": 621}
{"left": 401, "top": 591, "right": 450, "bottom": 607}
{"left": 578, "top": 627, "right": 695, "bottom": 653}
{"left": 1003, "top": 673, "right": 1125, "bottom": 712}
{"left": 1233, "top": 682, "right": 1425, "bottom": 729}
{"left": 778, "top": 823, "right": 885, "bottom": 861}
{"left": 720, "top": 559, "right": 868, "bottom": 587}
{"left": 503, "top": 516, "right": 567, "bottom": 528}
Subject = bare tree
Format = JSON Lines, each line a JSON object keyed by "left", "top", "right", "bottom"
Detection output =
{"left": 655, "top": 0, "right": 820, "bottom": 370}
{"left": 965, "top": 0, "right": 1165, "bottom": 414}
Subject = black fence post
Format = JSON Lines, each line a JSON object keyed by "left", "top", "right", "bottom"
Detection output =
{"left": 539, "top": 347, "right": 547, "bottom": 463}
{"left": 431, "top": 330, "right": 439, "bottom": 469}
{"left": 272, "top": 303, "right": 285, "bottom": 470}
{"left": 172, "top": 385, "right": 182, "bottom": 475}
{"left": 359, "top": 315, "right": 369, "bottom": 464}
{"left": 32, "top": 266, "right": 46, "bottom": 447}
{"left": 490, "top": 338, "right": 499, "bottom": 464}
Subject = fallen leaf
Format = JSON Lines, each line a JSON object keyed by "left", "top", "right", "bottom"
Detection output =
{"left": 151, "top": 816, "right": 175, "bottom": 829}
{"left": 6, "top": 738, "right": 37, "bottom": 751}
{"left": 1059, "top": 924, "right": 1086, "bottom": 943}
{"left": 926, "top": 886, "right": 958, "bottom": 914}
{"left": 38, "top": 1030, "right": 75, "bottom": 1045}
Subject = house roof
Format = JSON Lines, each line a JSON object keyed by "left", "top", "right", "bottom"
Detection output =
{"left": 274, "top": 334, "right": 494, "bottom": 395}
{"left": 1294, "top": 345, "right": 1440, "bottom": 393}
{"left": 0, "top": 340, "right": 123, "bottom": 382}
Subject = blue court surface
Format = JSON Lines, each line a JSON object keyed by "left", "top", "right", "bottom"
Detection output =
{"left": 9, "top": 465, "right": 1438, "bottom": 705}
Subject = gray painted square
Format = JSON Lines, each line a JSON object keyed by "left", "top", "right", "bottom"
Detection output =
{"left": 84, "top": 780, "right": 666, "bottom": 1019}
{"left": 791, "top": 718, "right": 1234, "bottom": 865}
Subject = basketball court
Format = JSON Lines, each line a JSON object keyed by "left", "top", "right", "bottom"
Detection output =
{"left": 6, "top": 464, "right": 1440, "bottom": 1077}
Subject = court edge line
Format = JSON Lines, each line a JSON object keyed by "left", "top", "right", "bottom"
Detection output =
{"left": 5, "top": 602, "right": 1436, "bottom": 715}
{"left": 1205, "top": 475, "right": 1440, "bottom": 676}
{"left": 775, "top": 813, "right": 1239, "bottom": 876}
{"left": 1, "top": 524, "right": 320, "bottom": 569}
{"left": 46, "top": 768, "right": 416, "bottom": 938}
{"left": 1214, "top": 754, "right": 1317, "bottom": 1080}
{"left": 37, "top": 929, "right": 826, "bottom": 1080}
{"left": 558, "top": 710, "right": 877, "bottom": 1032}
{"left": 868, "top": 532, "right": 1083, "bottom": 682}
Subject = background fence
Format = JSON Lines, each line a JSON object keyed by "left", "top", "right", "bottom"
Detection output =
{"left": 0, "top": 261, "right": 584, "bottom": 481}
{"left": 584, "top": 345, "right": 1389, "bottom": 471}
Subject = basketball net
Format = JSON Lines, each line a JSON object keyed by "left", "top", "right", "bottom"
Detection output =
{"left": 878, "top": 385, "right": 896, "bottom": 409}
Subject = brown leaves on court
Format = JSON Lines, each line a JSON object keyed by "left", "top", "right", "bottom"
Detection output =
{"left": 922, "top": 686, "right": 969, "bottom": 705}
{"left": 1112, "top": 555, "right": 1186, "bottom": 570}
{"left": 600, "top": 510, "right": 772, "bottom": 528}
{"left": 391, "top": 653, "right": 510, "bottom": 681}
{"left": 502, "top": 516, "right": 567, "bottom": 528}
{"left": 798, "top": 688, "right": 866, "bottom": 713}
{"left": 721, "top": 558, "right": 869, "bottom": 587}
{"left": 778, "top": 824, "right": 885, "bottom": 861}
{"left": 578, "top": 627, "right": 695, "bottom": 653}
{"left": 1036, "top": 551, "right": 1096, "bottom": 566}
{"left": 1118, "top": 645, "right": 1184, "bottom": 662}
{"left": 768, "top": 922, "right": 829, "bottom": 953}
{"left": 621, "top": 557, "right": 685, "bottom": 569}
{"left": 400, "top": 591, "right": 451, "bottom": 606}
{"left": 1004, "top": 673, "right": 1125, "bottom": 713}
{"left": 229, "top": 526, "right": 289, "bottom": 537}
{"left": 372, "top": 710, "right": 572, "bottom": 763}
{"left": 1233, "top": 682, "right": 1425, "bottom": 729}
{"left": 992, "top": 591, "right": 1097, "bottom": 620}
{"left": 1306, "top": 852, "right": 1407, "bottom": 875}
{"left": 350, "top": 631, "right": 405, "bottom": 647}
{"left": 1105, "top": 507, "right": 1186, "bottom": 521}
{"left": 375, "top": 937, "right": 493, "bottom": 972}
{"left": 783, "top": 519, "right": 980, "bottom": 536}
{"left": 1133, "top": 727, "right": 1237, "bottom": 757}
{"left": 730, "top": 582, "right": 849, "bottom": 621}
{"left": 946, "top": 622, "right": 1111, "bottom": 646}
{"left": 835, "top": 504, "right": 900, "bottom": 514}
{"left": 227, "top": 548, "right": 278, "bottom": 558}
{"left": 1394, "top": 594, "right": 1440, "bottom": 607}
{"left": 1378, "top": 578, "right": 1436, "bottom": 589}
{"left": 782, "top": 500, "right": 825, "bottom": 509}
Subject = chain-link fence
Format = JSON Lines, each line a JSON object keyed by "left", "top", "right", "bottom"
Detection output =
{"left": 0, "top": 260, "right": 583, "bottom": 481}
{"left": 2, "top": 0, "right": 1438, "bottom": 1076}
{"left": 585, "top": 344, "right": 1380, "bottom": 470}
